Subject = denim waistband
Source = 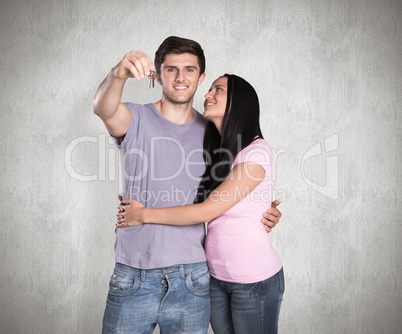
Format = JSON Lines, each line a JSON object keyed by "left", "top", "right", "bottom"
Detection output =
{"left": 115, "top": 261, "right": 208, "bottom": 281}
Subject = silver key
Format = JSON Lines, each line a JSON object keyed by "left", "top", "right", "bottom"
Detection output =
{"left": 148, "top": 71, "right": 156, "bottom": 89}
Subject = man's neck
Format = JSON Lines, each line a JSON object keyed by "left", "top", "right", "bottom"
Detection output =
{"left": 154, "top": 99, "right": 195, "bottom": 124}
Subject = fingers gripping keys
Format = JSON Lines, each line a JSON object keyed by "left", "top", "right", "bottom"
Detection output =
{"left": 117, "top": 50, "right": 155, "bottom": 81}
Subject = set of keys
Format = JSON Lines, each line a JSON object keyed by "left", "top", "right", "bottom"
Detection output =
{"left": 148, "top": 71, "right": 156, "bottom": 89}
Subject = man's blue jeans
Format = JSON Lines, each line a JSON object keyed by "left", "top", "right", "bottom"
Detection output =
{"left": 209, "top": 267, "right": 285, "bottom": 334}
{"left": 102, "top": 261, "right": 210, "bottom": 334}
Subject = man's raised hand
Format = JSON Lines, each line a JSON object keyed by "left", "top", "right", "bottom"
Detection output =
{"left": 112, "top": 50, "right": 155, "bottom": 81}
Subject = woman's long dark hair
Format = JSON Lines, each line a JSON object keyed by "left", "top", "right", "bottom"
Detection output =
{"left": 194, "top": 74, "right": 263, "bottom": 203}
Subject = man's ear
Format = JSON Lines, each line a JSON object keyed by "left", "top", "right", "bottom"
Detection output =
{"left": 156, "top": 73, "right": 162, "bottom": 85}
{"left": 197, "top": 72, "right": 206, "bottom": 86}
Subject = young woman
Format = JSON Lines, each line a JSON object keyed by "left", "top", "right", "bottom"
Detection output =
{"left": 116, "top": 74, "right": 284, "bottom": 334}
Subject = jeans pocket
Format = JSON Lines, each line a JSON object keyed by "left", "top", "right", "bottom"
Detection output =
{"left": 278, "top": 267, "right": 285, "bottom": 293}
{"left": 108, "top": 271, "right": 141, "bottom": 297}
{"left": 248, "top": 281, "right": 265, "bottom": 297}
{"left": 185, "top": 264, "right": 210, "bottom": 297}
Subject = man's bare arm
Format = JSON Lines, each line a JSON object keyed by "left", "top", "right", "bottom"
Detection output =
{"left": 92, "top": 50, "right": 155, "bottom": 137}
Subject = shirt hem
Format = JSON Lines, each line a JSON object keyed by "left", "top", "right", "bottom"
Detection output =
{"left": 116, "top": 256, "right": 207, "bottom": 270}
{"left": 210, "top": 261, "right": 282, "bottom": 284}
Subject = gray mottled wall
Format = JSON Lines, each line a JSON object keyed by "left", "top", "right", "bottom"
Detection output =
{"left": 1, "top": 0, "right": 401, "bottom": 333}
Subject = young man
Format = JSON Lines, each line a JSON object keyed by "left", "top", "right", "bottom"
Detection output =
{"left": 93, "top": 36, "right": 282, "bottom": 334}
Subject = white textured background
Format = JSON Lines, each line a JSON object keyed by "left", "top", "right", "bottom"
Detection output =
{"left": 1, "top": 0, "right": 401, "bottom": 333}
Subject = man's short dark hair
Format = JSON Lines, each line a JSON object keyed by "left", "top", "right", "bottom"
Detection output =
{"left": 154, "top": 36, "right": 206, "bottom": 76}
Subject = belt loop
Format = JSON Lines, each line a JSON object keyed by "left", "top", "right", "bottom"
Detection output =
{"left": 140, "top": 269, "right": 145, "bottom": 282}
{"left": 179, "top": 264, "right": 184, "bottom": 279}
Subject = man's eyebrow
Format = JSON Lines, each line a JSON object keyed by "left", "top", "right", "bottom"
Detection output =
{"left": 163, "top": 65, "right": 198, "bottom": 69}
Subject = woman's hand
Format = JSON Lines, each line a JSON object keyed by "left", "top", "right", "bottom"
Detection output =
{"left": 116, "top": 195, "right": 145, "bottom": 228}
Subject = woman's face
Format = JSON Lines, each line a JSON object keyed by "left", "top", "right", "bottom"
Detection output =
{"left": 203, "top": 76, "right": 228, "bottom": 125}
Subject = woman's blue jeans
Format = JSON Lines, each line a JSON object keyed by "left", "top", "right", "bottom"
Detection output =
{"left": 209, "top": 267, "right": 285, "bottom": 334}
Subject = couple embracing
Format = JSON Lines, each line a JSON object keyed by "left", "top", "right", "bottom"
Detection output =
{"left": 94, "top": 36, "right": 284, "bottom": 334}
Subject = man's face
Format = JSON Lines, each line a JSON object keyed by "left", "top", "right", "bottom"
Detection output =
{"left": 157, "top": 53, "right": 206, "bottom": 105}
